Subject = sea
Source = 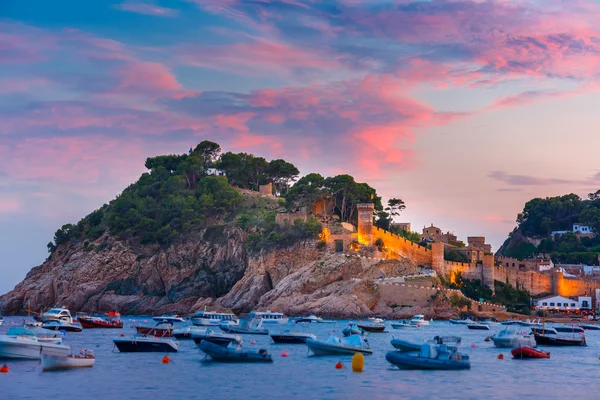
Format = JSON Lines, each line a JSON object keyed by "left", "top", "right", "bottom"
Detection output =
{"left": 2, "top": 316, "right": 600, "bottom": 400}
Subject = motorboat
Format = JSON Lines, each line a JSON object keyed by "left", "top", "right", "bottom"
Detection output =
{"left": 357, "top": 322, "right": 386, "bottom": 332}
{"left": 153, "top": 314, "right": 186, "bottom": 324}
{"left": 42, "top": 349, "right": 96, "bottom": 371}
{"left": 199, "top": 340, "right": 273, "bottom": 363}
{"left": 191, "top": 329, "right": 243, "bottom": 348}
{"left": 220, "top": 318, "right": 269, "bottom": 335}
{"left": 391, "top": 321, "right": 418, "bottom": 330}
{"left": 303, "top": 315, "right": 335, "bottom": 324}
{"left": 386, "top": 343, "right": 470, "bottom": 370}
{"left": 552, "top": 325, "right": 585, "bottom": 334}
{"left": 368, "top": 317, "right": 385, "bottom": 323}
{"left": 449, "top": 318, "right": 473, "bottom": 325}
{"left": 173, "top": 325, "right": 207, "bottom": 339}
{"left": 248, "top": 311, "right": 288, "bottom": 324}
{"left": 134, "top": 321, "right": 174, "bottom": 337}
{"left": 0, "top": 327, "right": 70, "bottom": 360}
{"left": 42, "top": 320, "right": 83, "bottom": 332}
{"left": 409, "top": 315, "right": 430, "bottom": 326}
{"left": 113, "top": 335, "right": 179, "bottom": 352}
{"left": 0, "top": 314, "right": 3, "bottom": 326}
{"left": 41, "top": 307, "right": 73, "bottom": 323}
{"left": 483, "top": 319, "right": 502, "bottom": 326}
{"left": 511, "top": 346, "right": 550, "bottom": 359}
{"left": 466, "top": 323, "right": 490, "bottom": 330}
{"left": 491, "top": 323, "right": 536, "bottom": 348}
{"left": 342, "top": 323, "right": 363, "bottom": 337}
{"left": 504, "top": 318, "right": 541, "bottom": 327}
{"left": 306, "top": 334, "right": 372, "bottom": 356}
{"left": 79, "top": 312, "right": 123, "bottom": 329}
{"left": 391, "top": 335, "right": 461, "bottom": 352}
{"left": 534, "top": 332, "right": 586, "bottom": 346}
{"left": 580, "top": 324, "right": 600, "bottom": 331}
{"left": 191, "top": 310, "right": 238, "bottom": 327}
{"left": 270, "top": 318, "right": 317, "bottom": 344}
{"left": 531, "top": 327, "right": 558, "bottom": 335}
{"left": 23, "top": 326, "right": 64, "bottom": 344}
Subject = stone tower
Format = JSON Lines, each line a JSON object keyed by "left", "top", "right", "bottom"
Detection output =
{"left": 356, "top": 203, "right": 375, "bottom": 245}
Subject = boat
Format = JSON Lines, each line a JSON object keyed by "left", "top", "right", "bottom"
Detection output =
{"left": 153, "top": 314, "right": 186, "bottom": 324}
{"left": 342, "top": 323, "right": 364, "bottom": 337}
{"left": 248, "top": 311, "right": 288, "bottom": 324}
{"left": 368, "top": 317, "right": 385, "bottom": 323}
{"left": 113, "top": 335, "right": 179, "bottom": 352}
{"left": 491, "top": 323, "right": 536, "bottom": 348}
{"left": 23, "top": 326, "right": 65, "bottom": 344}
{"left": 580, "top": 324, "right": 600, "bottom": 331}
{"left": 391, "top": 335, "right": 461, "bottom": 352}
{"left": 511, "top": 346, "right": 550, "bottom": 359}
{"left": 386, "top": 343, "right": 470, "bottom": 370}
{"left": 173, "top": 325, "right": 207, "bottom": 339}
{"left": 134, "top": 321, "right": 174, "bottom": 337}
{"left": 306, "top": 334, "right": 373, "bottom": 356}
{"left": 552, "top": 325, "right": 585, "bottom": 334}
{"left": 42, "top": 320, "right": 83, "bottom": 332}
{"left": 409, "top": 315, "right": 430, "bottom": 326}
{"left": 504, "top": 318, "right": 541, "bottom": 327}
{"left": 303, "top": 315, "right": 335, "bottom": 324}
{"left": 391, "top": 320, "right": 419, "bottom": 330}
{"left": 0, "top": 327, "right": 70, "bottom": 360}
{"left": 270, "top": 318, "right": 317, "bottom": 344}
{"left": 41, "top": 349, "right": 96, "bottom": 371}
{"left": 356, "top": 322, "right": 386, "bottom": 332}
{"left": 199, "top": 340, "right": 273, "bottom": 363}
{"left": 191, "top": 329, "right": 243, "bottom": 347}
{"left": 41, "top": 307, "right": 73, "bottom": 323}
{"left": 449, "top": 318, "right": 473, "bottom": 325}
{"left": 0, "top": 314, "right": 3, "bottom": 326}
{"left": 190, "top": 310, "right": 238, "bottom": 327}
{"left": 533, "top": 333, "right": 586, "bottom": 346}
{"left": 531, "top": 327, "right": 558, "bottom": 335}
{"left": 79, "top": 312, "right": 123, "bottom": 329}
{"left": 219, "top": 318, "right": 269, "bottom": 335}
{"left": 466, "top": 323, "right": 490, "bottom": 330}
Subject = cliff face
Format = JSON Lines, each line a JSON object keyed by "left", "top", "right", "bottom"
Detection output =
{"left": 1, "top": 228, "right": 446, "bottom": 318}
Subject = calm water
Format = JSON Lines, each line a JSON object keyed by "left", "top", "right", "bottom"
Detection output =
{"left": 2, "top": 316, "right": 600, "bottom": 399}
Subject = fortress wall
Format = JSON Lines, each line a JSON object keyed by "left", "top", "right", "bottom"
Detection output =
{"left": 371, "top": 227, "right": 432, "bottom": 267}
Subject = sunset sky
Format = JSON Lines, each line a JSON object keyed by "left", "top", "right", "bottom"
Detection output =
{"left": 2, "top": 0, "right": 600, "bottom": 293}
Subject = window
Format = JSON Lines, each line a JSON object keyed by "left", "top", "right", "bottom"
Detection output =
{"left": 542, "top": 302, "right": 548, "bottom": 306}
{"left": 550, "top": 303, "right": 555, "bottom": 306}
{"left": 571, "top": 303, "right": 576, "bottom": 307}
{"left": 557, "top": 303, "right": 561, "bottom": 306}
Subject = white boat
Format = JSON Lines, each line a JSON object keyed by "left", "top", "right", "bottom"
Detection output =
{"left": 0, "top": 327, "right": 70, "bottom": 360}
{"left": 391, "top": 320, "right": 419, "bottom": 330}
{"left": 41, "top": 307, "right": 73, "bottom": 323}
{"left": 173, "top": 325, "right": 207, "bottom": 339}
{"left": 191, "top": 310, "right": 238, "bottom": 327}
{"left": 42, "top": 320, "right": 82, "bottom": 332}
{"left": 41, "top": 349, "right": 95, "bottom": 371}
{"left": 302, "top": 315, "right": 335, "bottom": 324}
{"left": 248, "top": 311, "right": 288, "bottom": 324}
{"left": 153, "top": 314, "right": 186, "bottom": 324}
{"left": 409, "top": 315, "right": 430, "bottom": 326}
{"left": 449, "top": 318, "right": 474, "bottom": 325}
{"left": 368, "top": 317, "right": 385, "bottom": 324}
{"left": 491, "top": 323, "right": 536, "bottom": 348}
{"left": 113, "top": 335, "right": 179, "bottom": 352}
{"left": 270, "top": 318, "right": 317, "bottom": 343}
{"left": 306, "top": 334, "right": 372, "bottom": 356}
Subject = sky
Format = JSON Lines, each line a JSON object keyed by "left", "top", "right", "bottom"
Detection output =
{"left": 2, "top": 0, "right": 600, "bottom": 294}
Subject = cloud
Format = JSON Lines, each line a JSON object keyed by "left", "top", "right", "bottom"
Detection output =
{"left": 115, "top": 1, "right": 179, "bottom": 17}
{"left": 488, "top": 171, "right": 573, "bottom": 186}
{"left": 0, "top": 198, "right": 20, "bottom": 214}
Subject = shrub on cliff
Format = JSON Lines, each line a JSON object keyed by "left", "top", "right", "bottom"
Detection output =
{"left": 245, "top": 214, "right": 322, "bottom": 252}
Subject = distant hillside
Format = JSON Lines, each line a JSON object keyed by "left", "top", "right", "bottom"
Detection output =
{"left": 498, "top": 192, "right": 600, "bottom": 264}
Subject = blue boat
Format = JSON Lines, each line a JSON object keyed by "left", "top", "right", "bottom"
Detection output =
{"left": 199, "top": 340, "right": 273, "bottom": 363}
{"left": 386, "top": 344, "right": 470, "bottom": 370}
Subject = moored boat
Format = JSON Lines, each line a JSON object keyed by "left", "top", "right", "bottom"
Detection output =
{"left": 386, "top": 343, "right": 470, "bottom": 370}
{"left": 533, "top": 333, "right": 586, "bottom": 346}
{"left": 391, "top": 320, "right": 418, "bottom": 330}
{"left": 248, "top": 311, "right": 288, "bottom": 324}
{"left": 42, "top": 320, "right": 83, "bottom": 332}
{"left": 219, "top": 318, "right": 269, "bottom": 335}
{"left": 306, "top": 334, "right": 372, "bottom": 356}
{"left": 0, "top": 327, "right": 70, "bottom": 360}
{"left": 491, "top": 323, "right": 536, "bottom": 348}
{"left": 41, "top": 307, "right": 73, "bottom": 323}
{"left": 511, "top": 346, "right": 550, "bottom": 359}
{"left": 42, "top": 349, "right": 96, "bottom": 371}
{"left": 113, "top": 335, "right": 179, "bottom": 352}
{"left": 199, "top": 340, "right": 273, "bottom": 363}
{"left": 449, "top": 318, "right": 473, "bottom": 325}
{"left": 409, "top": 315, "right": 430, "bottom": 326}
{"left": 153, "top": 314, "right": 186, "bottom": 324}
{"left": 191, "top": 310, "right": 238, "bottom": 327}
{"left": 191, "top": 330, "right": 242, "bottom": 348}
{"left": 342, "top": 323, "right": 363, "bottom": 337}
{"left": 356, "top": 322, "right": 386, "bottom": 332}
{"left": 466, "top": 323, "right": 490, "bottom": 330}
{"left": 270, "top": 318, "right": 316, "bottom": 344}
{"left": 173, "top": 325, "right": 207, "bottom": 339}
{"left": 580, "top": 324, "right": 600, "bottom": 331}
{"left": 79, "top": 312, "right": 123, "bottom": 329}
{"left": 391, "top": 335, "right": 461, "bottom": 352}
{"left": 134, "top": 321, "right": 174, "bottom": 337}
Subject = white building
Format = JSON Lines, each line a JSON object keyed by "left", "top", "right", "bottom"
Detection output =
{"left": 206, "top": 168, "right": 226, "bottom": 177}
{"left": 533, "top": 295, "right": 592, "bottom": 310}
{"left": 573, "top": 223, "right": 593, "bottom": 234}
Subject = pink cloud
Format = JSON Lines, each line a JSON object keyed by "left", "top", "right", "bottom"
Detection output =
{"left": 214, "top": 113, "right": 254, "bottom": 131}
{"left": 113, "top": 61, "right": 200, "bottom": 99}
{"left": 0, "top": 198, "right": 20, "bottom": 214}
{"left": 116, "top": 1, "right": 178, "bottom": 17}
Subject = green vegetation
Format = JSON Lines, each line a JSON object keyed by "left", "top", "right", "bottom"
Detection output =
{"left": 242, "top": 213, "right": 322, "bottom": 252}
{"left": 444, "top": 249, "right": 469, "bottom": 263}
{"left": 449, "top": 293, "right": 472, "bottom": 310}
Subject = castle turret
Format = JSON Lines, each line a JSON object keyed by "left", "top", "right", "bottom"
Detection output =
{"left": 357, "top": 203, "right": 374, "bottom": 245}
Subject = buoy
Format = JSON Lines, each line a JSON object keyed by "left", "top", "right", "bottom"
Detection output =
{"left": 333, "top": 329, "right": 336, "bottom": 332}
{"left": 281, "top": 351, "right": 288, "bottom": 357}
{"left": 335, "top": 361, "right": 343, "bottom": 369}
{"left": 352, "top": 353, "right": 364, "bottom": 372}
{"left": 120, "top": 334, "right": 125, "bottom": 337}
{"left": 161, "top": 355, "right": 170, "bottom": 364}
{"left": 497, "top": 354, "right": 504, "bottom": 360}
{"left": 471, "top": 344, "right": 477, "bottom": 348}
{"left": 250, "top": 340, "right": 256, "bottom": 345}
{"left": 0, "top": 365, "right": 8, "bottom": 373}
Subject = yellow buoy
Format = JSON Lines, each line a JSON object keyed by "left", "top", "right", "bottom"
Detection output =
{"left": 352, "top": 353, "right": 364, "bottom": 372}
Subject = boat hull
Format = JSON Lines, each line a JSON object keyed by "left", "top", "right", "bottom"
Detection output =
{"left": 581, "top": 324, "right": 600, "bottom": 331}
{"left": 42, "top": 355, "right": 96, "bottom": 371}
{"left": 391, "top": 323, "right": 418, "bottom": 330}
{"left": 113, "top": 338, "right": 178, "bottom": 352}
{"left": 534, "top": 334, "right": 586, "bottom": 346}
{"left": 305, "top": 339, "right": 372, "bottom": 356}
{"left": 199, "top": 341, "right": 272, "bottom": 363}
{"left": 270, "top": 334, "right": 315, "bottom": 344}
{"left": 219, "top": 326, "right": 269, "bottom": 335}
{"left": 467, "top": 324, "right": 490, "bottom": 330}
{"left": 390, "top": 338, "right": 421, "bottom": 352}
{"left": 511, "top": 346, "right": 550, "bottom": 359}
{"left": 0, "top": 338, "right": 69, "bottom": 360}
{"left": 42, "top": 323, "right": 82, "bottom": 332}
{"left": 386, "top": 351, "right": 470, "bottom": 370}
{"left": 80, "top": 318, "right": 123, "bottom": 329}
{"left": 357, "top": 324, "right": 385, "bottom": 332}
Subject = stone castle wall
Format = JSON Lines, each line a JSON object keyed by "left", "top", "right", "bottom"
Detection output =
{"left": 371, "top": 227, "right": 432, "bottom": 267}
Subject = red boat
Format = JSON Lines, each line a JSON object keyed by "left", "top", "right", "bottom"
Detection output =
{"left": 511, "top": 346, "right": 550, "bottom": 359}
{"left": 134, "top": 321, "right": 174, "bottom": 337}
{"left": 80, "top": 312, "right": 123, "bottom": 329}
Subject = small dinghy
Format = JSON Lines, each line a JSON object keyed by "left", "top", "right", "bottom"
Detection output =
{"left": 467, "top": 323, "right": 490, "bottom": 330}
{"left": 386, "top": 343, "right": 470, "bottom": 370}
{"left": 270, "top": 318, "right": 316, "bottom": 344}
{"left": 191, "top": 329, "right": 242, "bottom": 347}
{"left": 357, "top": 322, "right": 386, "bottom": 332}
{"left": 306, "top": 334, "right": 372, "bottom": 356}
{"left": 219, "top": 318, "right": 269, "bottom": 335}
{"left": 113, "top": 335, "right": 179, "bottom": 352}
{"left": 511, "top": 346, "right": 550, "bottom": 359}
{"left": 41, "top": 320, "right": 82, "bottom": 332}
{"left": 42, "top": 349, "right": 96, "bottom": 371}
{"left": 391, "top": 321, "right": 418, "bottom": 330}
{"left": 391, "top": 335, "right": 461, "bottom": 352}
{"left": 199, "top": 340, "right": 272, "bottom": 363}
{"left": 342, "top": 323, "right": 364, "bottom": 337}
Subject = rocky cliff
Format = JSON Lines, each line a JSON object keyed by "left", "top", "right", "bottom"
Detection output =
{"left": 0, "top": 225, "right": 452, "bottom": 318}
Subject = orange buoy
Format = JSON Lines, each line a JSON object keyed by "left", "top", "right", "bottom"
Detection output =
{"left": 335, "top": 362, "right": 343, "bottom": 369}
{"left": 120, "top": 334, "right": 125, "bottom": 337}
{"left": 497, "top": 354, "right": 504, "bottom": 360}
{"left": 161, "top": 355, "right": 171, "bottom": 364}
{"left": 281, "top": 351, "right": 289, "bottom": 357}
{"left": 471, "top": 344, "right": 477, "bottom": 348}
{"left": 250, "top": 340, "right": 256, "bottom": 345}
{"left": 0, "top": 365, "right": 8, "bottom": 373}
